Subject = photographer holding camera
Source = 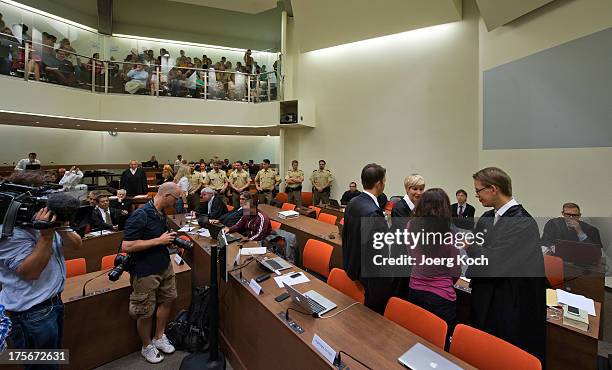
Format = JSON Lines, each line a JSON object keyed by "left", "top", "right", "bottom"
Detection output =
{"left": 0, "top": 171, "right": 82, "bottom": 370}
{"left": 121, "top": 182, "right": 181, "bottom": 364}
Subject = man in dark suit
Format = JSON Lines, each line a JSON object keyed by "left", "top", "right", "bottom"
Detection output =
{"left": 196, "top": 188, "right": 228, "bottom": 220}
{"left": 467, "top": 167, "right": 546, "bottom": 363}
{"left": 120, "top": 160, "right": 148, "bottom": 196}
{"left": 540, "top": 202, "right": 602, "bottom": 249}
{"left": 340, "top": 182, "right": 361, "bottom": 205}
{"left": 90, "top": 194, "right": 122, "bottom": 231}
{"left": 342, "top": 163, "right": 395, "bottom": 314}
{"left": 451, "top": 189, "right": 476, "bottom": 230}
{"left": 110, "top": 188, "right": 132, "bottom": 229}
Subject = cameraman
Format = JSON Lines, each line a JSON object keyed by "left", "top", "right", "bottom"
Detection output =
{"left": 0, "top": 171, "right": 82, "bottom": 370}
{"left": 121, "top": 182, "right": 180, "bottom": 364}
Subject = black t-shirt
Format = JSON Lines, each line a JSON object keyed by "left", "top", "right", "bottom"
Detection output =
{"left": 123, "top": 202, "right": 169, "bottom": 277}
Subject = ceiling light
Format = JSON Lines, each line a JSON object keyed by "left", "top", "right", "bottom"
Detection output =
{"left": 75, "top": 124, "right": 80, "bottom": 127}
{"left": 133, "top": 128, "right": 137, "bottom": 130}
{"left": 235, "top": 131, "right": 240, "bottom": 134}
{"left": 58, "top": 123, "right": 63, "bottom": 126}
{"left": 35, "top": 121, "right": 40, "bottom": 124}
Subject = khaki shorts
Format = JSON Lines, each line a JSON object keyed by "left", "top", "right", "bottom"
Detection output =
{"left": 129, "top": 262, "right": 177, "bottom": 319}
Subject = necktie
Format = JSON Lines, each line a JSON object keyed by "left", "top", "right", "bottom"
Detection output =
{"left": 105, "top": 210, "right": 112, "bottom": 224}
{"left": 493, "top": 212, "right": 500, "bottom": 226}
{"left": 458, "top": 205, "right": 464, "bottom": 217}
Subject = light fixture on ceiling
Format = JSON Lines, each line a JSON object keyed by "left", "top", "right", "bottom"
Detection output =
{"left": 35, "top": 121, "right": 40, "bottom": 124}
{"left": 75, "top": 124, "right": 80, "bottom": 127}
{"left": 133, "top": 128, "right": 137, "bottom": 130}
{"left": 58, "top": 123, "right": 63, "bottom": 126}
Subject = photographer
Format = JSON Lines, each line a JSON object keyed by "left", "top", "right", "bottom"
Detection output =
{"left": 121, "top": 182, "right": 181, "bottom": 364}
{"left": 0, "top": 171, "right": 82, "bottom": 370}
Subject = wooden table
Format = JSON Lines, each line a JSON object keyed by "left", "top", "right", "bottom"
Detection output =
{"left": 64, "top": 231, "right": 123, "bottom": 273}
{"left": 179, "top": 229, "right": 474, "bottom": 370}
{"left": 259, "top": 204, "right": 342, "bottom": 267}
{"left": 454, "top": 279, "right": 600, "bottom": 370}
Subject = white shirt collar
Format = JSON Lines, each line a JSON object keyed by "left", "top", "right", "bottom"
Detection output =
{"left": 496, "top": 198, "right": 518, "bottom": 217}
{"left": 130, "top": 168, "right": 137, "bottom": 175}
{"left": 403, "top": 194, "right": 415, "bottom": 211}
{"left": 363, "top": 190, "right": 379, "bottom": 208}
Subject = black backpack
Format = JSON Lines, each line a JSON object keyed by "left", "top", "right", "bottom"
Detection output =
{"left": 166, "top": 286, "right": 211, "bottom": 352}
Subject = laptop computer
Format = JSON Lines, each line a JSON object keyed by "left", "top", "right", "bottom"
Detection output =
{"left": 398, "top": 343, "right": 463, "bottom": 370}
{"left": 555, "top": 239, "right": 601, "bottom": 266}
{"left": 328, "top": 199, "right": 341, "bottom": 209}
{"left": 207, "top": 223, "right": 241, "bottom": 243}
{"left": 259, "top": 256, "right": 292, "bottom": 273}
{"left": 284, "top": 282, "right": 337, "bottom": 316}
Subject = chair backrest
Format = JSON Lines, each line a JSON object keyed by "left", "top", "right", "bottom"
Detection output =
{"left": 327, "top": 268, "right": 364, "bottom": 303}
{"left": 227, "top": 204, "right": 235, "bottom": 212}
{"left": 384, "top": 297, "right": 447, "bottom": 349}
{"left": 317, "top": 212, "right": 337, "bottom": 225}
{"left": 281, "top": 202, "right": 296, "bottom": 211}
{"left": 302, "top": 192, "right": 313, "bottom": 206}
{"left": 101, "top": 253, "right": 126, "bottom": 270}
{"left": 544, "top": 255, "right": 564, "bottom": 288}
{"left": 270, "top": 220, "right": 281, "bottom": 231}
{"left": 309, "top": 206, "right": 322, "bottom": 218}
{"left": 66, "top": 258, "right": 87, "bottom": 278}
{"left": 449, "top": 324, "right": 542, "bottom": 370}
{"left": 303, "top": 239, "right": 334, "bottom": 278}
{"left": 275, "top": 192, "right": 289, "bottom": 203}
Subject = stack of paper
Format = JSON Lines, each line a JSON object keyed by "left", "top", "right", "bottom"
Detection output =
{"left": 278, "top": 210, "right": 299, "bottom": 219}
{"left": 556, "top": 289, "right": 596, "bottom": 316}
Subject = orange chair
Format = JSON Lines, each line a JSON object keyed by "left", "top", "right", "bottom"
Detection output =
{"left": 317, "top": 212, "right": 337, "bottom": 225}
{"left": 384, "top": 297, "right": 447, "bottom": 349}
{"left": 302, "top": 192, "right": 313, "bottom": 206}
{"left": 449, "top": 324, "right": 542, "bottom": 370}
{"left": 327, "top": 268, "right": 364, "bottom": 303}
{"left": 275, "top": 192, "right": 289, "bottom": 203}
{"left": 101, "top": 253, "right": 126, "bottom": 270}
{"left": 309, "top": 206, "right": 322, "bottom": 218}
{"left": 544, "top": 255, "right": 564, "bottom": 288}
{"left": 302, "top": 239, "right": 334, "bottom": 278}
{"left": 281, "top": 203, "right": 296, "bottom": 211}
{"left": 339, "top": 217, "right": 344, "bottom": 225}
{"left": 65, "top": 258, "right": 87, "bottom": 278}
{"left": 270, "top": 220, "right": 281, "bottom": 231}
{"left": 227, "top": 204, "right": 235, "bottom": 212}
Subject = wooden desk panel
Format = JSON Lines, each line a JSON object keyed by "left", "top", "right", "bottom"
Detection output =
{"left": 64, "top": 232, "right": 123, "bottom": 273}
{"left": 319, "top": 205, "right": 345, "bottom": 221}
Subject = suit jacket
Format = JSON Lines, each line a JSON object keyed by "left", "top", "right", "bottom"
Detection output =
{"left": 196, "top": 196, "right": 228, "bottom": 220}
{"left": 391, "top": 198, "right": 412, "bottom": 231}
{"left": 90, "top": 207, "right": 122, "bottom": 231}
{"left": 467, "top": 204, "right": 546, "bottom": 362}
{"left": 540, "top": 217, "right": 602, "bottom": 248}
{"left": 451, "top": 202, "right": 476, "bottom": 230}
{"left": 120, "top": 168, "right": 148, "bottom": 196}
{"left": 218, "top": 207, "right": 243, "bottom": 227}
{"left": 110, "top": 198, "right": 133, "bottom": 212}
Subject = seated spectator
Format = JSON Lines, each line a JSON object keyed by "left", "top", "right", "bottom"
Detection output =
{"left": 85, "top": 52, "right": 104, "bottom": 88}
{"left": 14, "top": 152, "right": 40, "bottom": 171}
{"left": 157, "top": 164, "right": 174, "bottom": 185}
{"left": 90, "top": 194, "right": 121, "bottom": 231}
{"left": 125, "top": 64, "right": 148, "bottom": 94}
{"left": 110, "top": 188, "right": 133, "bottom": 213}
{"left": 0, "top": 27, "right": 18, "bottom": 76}
{"left": 58, "top": 166, "right": 84, "bottom": 189}
{"left": 176, "top": 49, "right": 188, "bottom": 67}
{"left": 45, "top": 49, "right": 76, "bottom": 86}
{"left": 224, "top": 193, "right": 271, "bottom": 241}
{"left": 541, "top": 202, "right": 602, "bottom": 250}
{"left": 85, "top": 191, "right": 98, "bottom": 207}
{"left": 340, "top": 182, "right": 361, "bottom": 205}
{"left": 54, "top": 167, "right": 66, "bottom": 183}
{"left": 196, "top": 187, "right": 228, "bottom": 220}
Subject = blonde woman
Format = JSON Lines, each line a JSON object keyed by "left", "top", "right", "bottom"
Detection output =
{"left": 173, "top": 166, "right": 190, "bottom": 213}
{"left": 392, "top": 173, "right": 425, "bottom": 218}
{"left": 157, "top": 165, "right": 174, "bottom": 185}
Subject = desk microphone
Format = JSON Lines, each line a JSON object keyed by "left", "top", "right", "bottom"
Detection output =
{"left": 82, "top": 270, "right": 110, "bottom": 297}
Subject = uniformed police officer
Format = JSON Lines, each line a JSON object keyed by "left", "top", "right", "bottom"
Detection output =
{"left": 229, "top": 161, "right": 251, "bottom": 208}
{"left": 285, "top": 160, "right": 304, "bottom": 207}
{"left": 255, "top": 159, "right": 280, "bottom": 205}
{"left": 204, "top": 160, "right": 229, "bottom": 204}
{"left": 310, "top": 159, "right": 334, "bottom": 206}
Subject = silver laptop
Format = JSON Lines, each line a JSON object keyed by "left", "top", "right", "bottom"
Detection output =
{"left": 283, "top": 282, "right": 337, "bottom": 316}
{"left": 260, "top": 256, "right": 292, "bottom": 273}
{"left": 398, "top": 343, "right": 463, "bottom": 370}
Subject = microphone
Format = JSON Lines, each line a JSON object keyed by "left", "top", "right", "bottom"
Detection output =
{"left": 81, "top": 270, "right": 110, "bottom": 297}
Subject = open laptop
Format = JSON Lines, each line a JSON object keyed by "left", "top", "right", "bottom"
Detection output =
{"left": 259, "top": 256, "right": 292, "bottom": 273}
{"left": 555, "top": 239, "right": 601, "bottom": 266}
{"left": 284, "top": 282, "right": 337, "bottom": 316}
{"left": 328, "top": 199, "right": 341, "bottom": 209}
{"left": 398, "top": 343, "right": 463, "bottom": 370}
{"left": 207, "top": 223, "right": 241, "bottom": 243}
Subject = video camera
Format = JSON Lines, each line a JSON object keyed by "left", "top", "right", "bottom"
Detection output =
{"left": 0, "top": 181, "right": 76, "bottom": 239}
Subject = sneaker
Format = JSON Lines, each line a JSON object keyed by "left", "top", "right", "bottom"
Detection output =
{"left": 152, "top": 334, "right": 176, "bottom": 354}
{"left": 141, "top": 344, "right": 164, "bottom": 364}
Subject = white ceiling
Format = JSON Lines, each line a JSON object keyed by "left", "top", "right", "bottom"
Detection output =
{"left": 168, "top": 0, "right": 278, "bottom": 14}
{"left": 475, "top": 0, "right": 557, "bottom": 30}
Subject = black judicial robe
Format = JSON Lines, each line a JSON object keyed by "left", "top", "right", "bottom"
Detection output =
{"left": 120, "top": 168, "right": 148, "bottom": 196}
{"left": 342, "top": 192, "right": 396, "bottom": 314}
{"left": 540, "top": 217, "right": 602, "bottom": 248}
{"left": 467, "top": 205, "right": 546, "bottom": 362}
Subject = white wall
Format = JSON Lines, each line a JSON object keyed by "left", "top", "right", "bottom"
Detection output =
{"left": 478, "top": 0, "right": 612, "bottom": 217}
{"left": 0, "top": 125, "right": 279, "bottom": 166}
{"left": 284, "top": 0, "right": 479, "bottom": 205}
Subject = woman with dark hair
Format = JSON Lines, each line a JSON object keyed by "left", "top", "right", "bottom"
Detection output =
{"left": 407, "top": 188, "right": 460, "bottom": 337}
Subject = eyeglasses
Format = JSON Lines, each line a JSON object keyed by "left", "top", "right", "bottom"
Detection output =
{"left": 474, "top": 186, "right": 490, "bottom": 194}
{"left": 562, "top": 212, "right": 581, "bottom": 218}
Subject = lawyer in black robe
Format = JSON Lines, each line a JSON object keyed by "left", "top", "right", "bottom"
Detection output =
{"left": 120, "top": 167, "right": 148, "bottom": 196}
{"left": 467, "top": 204, "right": 547, "bottom": 362}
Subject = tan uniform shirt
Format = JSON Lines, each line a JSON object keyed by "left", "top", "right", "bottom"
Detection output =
{"left": 285, "top": 169, "right": 304, "bottom": 189}
{"left": 188, "top": 172, "right": 204, "bottom": 193}
{"left": 204, "top": 170, "right": 228, "bottom": 190}
{"left": 255, "top": 168, "right": 280, "bottom": 190}
{"left": 229, "top": 169, "right": 250, "bottom": 190}
{"left": 310, "top": 169, "right": 334, "bottom": 189}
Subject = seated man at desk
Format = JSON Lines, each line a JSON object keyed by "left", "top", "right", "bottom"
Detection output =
{"left": 90, "top": 194, "right": 122, "bottom": 231}
{"left": 110, "top": 188, "right": 133, "bottom": 213}
{"left": 541, "top": 202, "right": 602, "bottom": 249}
{"left": 211, "top": 191, "right": 247, "bottom": 227}
{"left": 196, "top": 187, "right": 227, "bottom": 220}
{"left": 340, "top": 181, "right": 361, "bottom": 205}
{"left": 223, "top": 192, "right": 271, "bottom": 241}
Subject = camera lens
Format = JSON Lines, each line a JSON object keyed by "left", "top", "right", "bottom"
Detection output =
{"left": 173, "top": 236, "right": 193, "bottom": 250}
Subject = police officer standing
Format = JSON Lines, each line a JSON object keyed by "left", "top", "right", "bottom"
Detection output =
{"left": 228, "top": 161, "right": 251, "bottom": 208}
{"left": 285, "top": 160, "right": 304, "bottom": 207}
{"left": 310, "top": 159, "right": 334, "bottom": 206}
{"left": 204, "top": 160, "right": 229, "bottom": 204}
{"left": 255, "top": 159, "right": 280, "bottom": 205}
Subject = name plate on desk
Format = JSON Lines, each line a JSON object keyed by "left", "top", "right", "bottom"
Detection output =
{"left": 312, "top": 334, "right": 337, "bottom": 365}
{"left": 249, "top": 279, "right": 263, "bottom": 295}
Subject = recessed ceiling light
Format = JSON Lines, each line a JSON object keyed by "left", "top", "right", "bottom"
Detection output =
{"left": 75, "top": 124, "right": 80, "bottom": 127}
{"left": 210, "top": 131, "right": 214, "bottom": 133}
{"left": 150, "top": 128, "right": 154, "bottom": 131}
{"left": 58, "top": 123, "right": 63, "bottom": 126}
{"left": 35, "top": 121, "right": 40, "bottom": 124}
{"left": 235, "top": 131, "right": 240, "bottom": 134}
{"left": 195, "top": 129, "right": 199, "bottom": 132}
{"left": 266, "top": 134, "right": 270, "bottom": 137}
{"left": 114, "top": 127, "right": 118, "bottom": 130}
{"left": 179, "top": 129, "right": 183, "bottom": 132}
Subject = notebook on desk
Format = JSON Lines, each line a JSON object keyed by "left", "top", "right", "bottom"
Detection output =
{"left": 398, "top": 343, "right": 463, "bottom": 370}
{"left": 207, "top": 223, "right": 241, "bottom": 243}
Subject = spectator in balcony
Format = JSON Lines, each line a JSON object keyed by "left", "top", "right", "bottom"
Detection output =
{"left": 85, "top": 52, "right": 105, "bottom": 89}
{"left": 243, "top": 49, "right": 253, "bottom": 73}
{"left": 125, "top": 63, "right": 148, "bottom": 94}
{"left": 58, "top": 38, "right": 83, "bottom": 80}
{"left": 45, "top": 49, "right": 76, "bottom": 86}
{"left": 0, "top": 27, "right": 18, "bottom": 75}
{"left": 130, "top": 48, "right": 143, "bottom": 63}
{"left": 176, "top": 49, "right": 188, "bottom": 67}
